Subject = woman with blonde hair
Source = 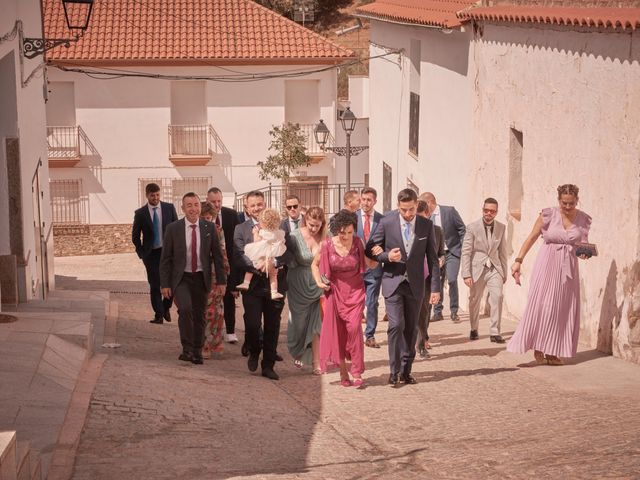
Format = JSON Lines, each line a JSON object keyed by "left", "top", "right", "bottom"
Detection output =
{"left": 286, "top": 206, "right": 326, "bottom": 374}
{"left": 507, "top": 184, "right": 593, "bottom": 365}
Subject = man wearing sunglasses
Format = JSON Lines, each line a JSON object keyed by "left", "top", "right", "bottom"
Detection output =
{"left": 460, "top": 197, "right": 508, "bottom": 343}
{"left": 280, "top": 194, "right": 304, "bottom": 234}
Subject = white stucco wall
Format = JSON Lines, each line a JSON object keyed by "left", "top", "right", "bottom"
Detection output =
{"left": 367, "top": 20, "right": 474, "bottom": 219}
{"left": 470, "top": 23, "right": 640, "bottom": 361}
{"left": 0, "top": 0, "right": 52, "bottom": 301}
{"left": 47, "top": 64, "right": 339, "bottom": 222}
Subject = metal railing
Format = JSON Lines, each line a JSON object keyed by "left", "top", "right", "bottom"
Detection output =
{"left": 47, "top": 126, "right": 81, "bottom": 159}
{"left": 234, "top": 182, "right": 365, "bottom": 219}
{"left": 49, "top": 179, "right": 88, "bottom": 224}
{"left": 168, "top": 124, "right": 228, "bottom": 157}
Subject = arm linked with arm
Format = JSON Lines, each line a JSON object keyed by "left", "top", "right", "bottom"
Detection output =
{"left": 365, "top": 221, "right": 388, "bottom": 263}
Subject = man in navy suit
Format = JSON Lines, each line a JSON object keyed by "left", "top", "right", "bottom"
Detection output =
{"left": 356, "top": 187, "right": 384, "bottom": 349}
{"left": 422, "top": 192, "right": 466, "bottom": 323}
{"left": 366, "top": 189, "right": 441, "bottom": 386}
{"left": 132, "top": 182, "right": 178, "bottom": 324}
{"left": 280, "top": 194, "right": 304, "bottom": 234}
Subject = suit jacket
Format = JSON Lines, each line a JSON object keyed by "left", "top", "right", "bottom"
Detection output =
{"left": 365, "top": 211, "right": 441, "bottom": 299}
{"left": 131, "top": 201, "right": 178, "bottom": 259}
{"left": 356, "top": 209, "right": 383, "bottom": 272}
{"left": 219, "top": 206, "right": 240, "bottom": 285}
{"left": 433, "top": 225, "right": 445, "bottom": 260}
{"left": 159, "top": 218, "right": 227, "bottom": 292}
{"left": 280, "top": 214, "right": 304, "bottom": 235}
{"left": 237, "top": 211, "right": 248, "bottom": 224}
{"left": 460, "top": 219, "right": 508, "bottom": 282}
{"left": 434, "top": 205, "right": 466, "bottom": 258}
{"left": 233, "top": 219, "right": 291, "bottom": 294}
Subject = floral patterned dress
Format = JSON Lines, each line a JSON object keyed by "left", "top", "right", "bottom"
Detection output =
{"left": 203, "top": 224, "right": 230, "bottom": 355}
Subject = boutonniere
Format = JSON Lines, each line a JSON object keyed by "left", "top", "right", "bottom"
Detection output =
{"left": 205, "top": 232, "right": 211, "bottom": 237}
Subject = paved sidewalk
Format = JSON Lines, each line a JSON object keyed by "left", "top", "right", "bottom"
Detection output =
{"left": 55, "top": 254, "right": 640, "bottom": 479}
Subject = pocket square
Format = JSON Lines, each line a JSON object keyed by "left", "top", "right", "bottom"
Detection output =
{"left": 417, "top": 237, "right": 427, "bottom": 241}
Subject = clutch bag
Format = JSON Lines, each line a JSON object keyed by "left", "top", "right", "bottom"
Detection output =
{"left": 575, "top": 243, "right": 598, "bottom": 258}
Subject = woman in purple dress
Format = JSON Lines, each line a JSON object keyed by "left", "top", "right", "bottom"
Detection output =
{"left": 507, "top": 184, "right": 592, "bottom": 365}
{"left": 312, "top": 210, "right": 366, "bottom": 387}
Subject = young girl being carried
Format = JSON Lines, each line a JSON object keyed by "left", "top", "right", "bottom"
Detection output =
{"left": 237, "top": 208, "right": 287, "bottom": 300}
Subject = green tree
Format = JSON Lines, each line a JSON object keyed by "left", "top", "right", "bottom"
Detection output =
{"left": 258, "top": 122, "right": 311, "bottom": 182}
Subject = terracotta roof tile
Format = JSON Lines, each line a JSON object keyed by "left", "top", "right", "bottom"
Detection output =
{"left": 355, "top": 0, "right": 478, "bottom": 29}
{"left": 44, "top": 0, "right": 354, "bottom": 63}
{"left": 458, "top": 5, "right": 640, "bottom": 30}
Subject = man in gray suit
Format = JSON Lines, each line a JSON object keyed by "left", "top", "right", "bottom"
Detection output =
{"left": 422, "top": 192, "right": 466, "bottom": 323}
{"left": 461, "top": 197, "right": 508, "bottom": 343}
{"left": 160, "top": 193, "right": 227, "bottom": 364}
{"left": 280, "top": 194, "right": 304, "bottom": 234}
{"left": 366, "top": 189, "right": 441, "bottom": 386}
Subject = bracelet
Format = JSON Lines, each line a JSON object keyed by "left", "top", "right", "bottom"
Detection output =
{"left": 515, "top": 257, "right": 524, "bottom": 264}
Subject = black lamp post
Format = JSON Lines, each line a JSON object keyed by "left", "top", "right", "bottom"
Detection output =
{"left": 314, "top": 107, "right": 368, "bottom": 191}
{"left": 22, "top": 0, "right": 94, "bottom": 59}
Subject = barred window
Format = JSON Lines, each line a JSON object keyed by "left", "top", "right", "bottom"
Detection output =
{"left": 409, "top": 92, "right": 420, "bottom": 156}
{"left": 50, "top": 179, "right": 87, "bottom": 224}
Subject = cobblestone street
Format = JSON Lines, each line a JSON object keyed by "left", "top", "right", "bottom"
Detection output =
{"left": 55, "top": 254, "right": 640, "bottom": 479}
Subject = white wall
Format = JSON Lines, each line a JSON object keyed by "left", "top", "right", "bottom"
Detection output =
{"left": 470, "top": 23, "right": 640, "bottom": 360}
{"left": 0, "top": 0, "right": 52, "bottom": 300}
{"left": 47, "top": 64, "right": 338, "bottom": 222}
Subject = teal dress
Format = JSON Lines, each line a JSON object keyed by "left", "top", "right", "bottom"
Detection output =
{"left": 286, "top": 229, "right": 323, "bottom": 365}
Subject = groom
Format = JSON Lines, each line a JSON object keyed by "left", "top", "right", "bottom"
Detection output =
{"left": 366, "top": 189, "right": 441, "bottom": 386}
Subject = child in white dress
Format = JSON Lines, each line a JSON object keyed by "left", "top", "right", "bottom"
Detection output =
{"left": 237, "top": 208, "right": 287, "bottom": 299}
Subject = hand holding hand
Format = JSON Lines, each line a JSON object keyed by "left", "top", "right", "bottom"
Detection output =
{"left": 161, "top": 287, "right": 172, "bottom": 299}
{"left": 463, "top": 277, "right": 473, "bottom": 288}
{"left": 388, "top": 248, "right": 402, "bottom": 262}
{"left": 371, "top": 245, "right": 383, "bottom": 256}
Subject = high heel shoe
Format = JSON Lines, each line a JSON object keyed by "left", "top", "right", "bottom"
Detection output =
{"left": 352, "top": 378, "right": 364, "bottom": 388}
{"left": 534, "top": 350, "right": 545, "bottom": 365}
{"left": 340, "top": 377, "right": 352, "bottom": 387}
{"left": 545, "top": 355, "right": 563, "bottom": 366}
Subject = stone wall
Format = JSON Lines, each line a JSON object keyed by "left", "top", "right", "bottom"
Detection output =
{"left": 54, "top": 224, "right": 135, "bottom": 257}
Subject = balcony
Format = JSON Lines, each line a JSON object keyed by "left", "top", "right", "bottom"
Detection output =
{"left": 168, "top": 124, "right": 228, "bottom": 166}
{"left": 47, "top": 126, "right": 82, "bottom": 168}
{"left": 298, "top": 123, "right": 335, "bottom": 164}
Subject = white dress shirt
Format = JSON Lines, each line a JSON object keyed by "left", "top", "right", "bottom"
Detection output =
{"left": 430, "top": 205, "right": 448, "bottom": 250}
{"left": 184, "top": 219, "right": 203, "bottom": 272}
{"left": 148, "top": 203, "right": 163, "bottom": 248}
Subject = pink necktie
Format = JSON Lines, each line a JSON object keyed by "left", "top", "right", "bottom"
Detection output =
{"left": 190, "top": 225, "right": 197, "bottom": 272}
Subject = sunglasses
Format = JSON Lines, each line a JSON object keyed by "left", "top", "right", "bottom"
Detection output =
{"left": 286, "top": 205, "right": 299, "bottom": 210}
{"left": 483, "top": 209, "right": 497, "bottom": 214}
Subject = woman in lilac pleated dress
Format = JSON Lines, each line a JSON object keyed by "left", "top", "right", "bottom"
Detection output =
{"left": 312, "top": 210, "right": 366, "bottom": 387}
{"left": 507, "top": 184, "right": 592, "bottom": 365}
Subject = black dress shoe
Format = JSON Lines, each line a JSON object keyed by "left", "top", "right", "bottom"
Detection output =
{"left": 191, "top": 355, "right": 204, "bottom": 365}
{"left": 400, "top": 374, "right": 417, "bottom": 384}
{"left": 431, "top": 313, "right": 444, "bottom": 322}
{"left": 150, "top": 318, "right": 163, "bottom": 324}
{"left": 490, "top": 335, "right": 506, "bottom": 344}
{"left": 248, "top": 353, "right": 259, "bottom": 372}
{"left": 178, "top": 351, "right": 193, "bottom": 362}
{"left": 241, "top": 343, "right": 249, "bottom": 357}
{"left": 470, "top": 329, "right": 479, "bottom": 340}
{"left": 163, "top": 311, "right": 172, "bottom": 323}
{"left": 451, "top": 313, "right": 461, "bottom": 323}
{"left": 275, "top": 353, "right": 283, "bottom": 362}
{"left": 261, "top": 368, "right": 280, "bottom": 380}
{"left": 388, "top": 373, "right": 399, "bottom": 386}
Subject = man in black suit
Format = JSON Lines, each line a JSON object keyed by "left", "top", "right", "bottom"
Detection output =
{"left": 160, "top": 193, "right": 226, "bottom": 364}
{"left": 422, "top": 192, "right": 466, "bottom": 323}
{"left": 206, "top": 187, "right": 240, "bottom": 343}
{"left": 132, "top": 182, "right": 178, "bottom": 324}
{"left": 280, "top": 194, "right": 304, "bottom": 234}
{"left": 233, "top": 190, "right": 289, "bottom": 380}
{"left": 366, "top": 189, "right": 441, "bottom": 386}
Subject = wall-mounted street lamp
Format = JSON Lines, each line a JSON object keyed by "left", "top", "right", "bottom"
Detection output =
{"left": 314, "top": 107, "right": 368, "bottom": 191}
{"left": 22, "top": 0, "right": 94, "bottom": 59}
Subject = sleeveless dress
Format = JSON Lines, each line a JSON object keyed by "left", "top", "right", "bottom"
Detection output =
{"left": 507, "top": 207, "right": 592, "bottom": 357}
{"left": 318, "top": 237, "right": 366, "bottom": 375}
{"left": 286, "top": 229, "right": 323, "bottom": 366}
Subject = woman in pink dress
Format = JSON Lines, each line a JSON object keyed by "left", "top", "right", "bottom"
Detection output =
{"left": 312, "top": 210, "right": 366, "bottom": 387}
{"left": 507, "top": 184, "right": 592, "bottom": 365}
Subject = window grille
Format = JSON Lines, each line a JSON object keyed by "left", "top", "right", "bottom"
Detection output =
{"left": 50, "top": 179, "right": 87, "bottom": 224}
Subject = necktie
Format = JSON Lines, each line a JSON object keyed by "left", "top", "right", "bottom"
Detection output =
{"left": 485, "top": 223, "right": 493, "bottom": 240}
{"left": 215, "top": 215, "right": 221, "bottom": 228}
{"left": 190, "top": 225, "right": 198, "bottom": 272}
{"left": 364, "top": 214, "right": 371, "bottom": 242}
{"left": 403, "top": 222, "right": 411, "bottom": 243}
{"left": 292, "top": 219, "right": 299, "bottom": 230}
{"left": 152, "top": 207, "right": 161, "bottom": 248}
